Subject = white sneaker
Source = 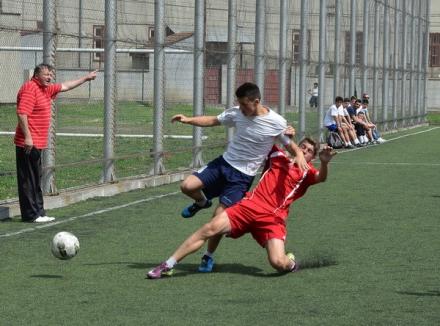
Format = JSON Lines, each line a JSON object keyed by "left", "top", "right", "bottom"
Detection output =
{"left": 34, "top": 216, "right": 56, "bottom": 223}
{"left": 376, "top": 137, "right": 386, "bottom": 144}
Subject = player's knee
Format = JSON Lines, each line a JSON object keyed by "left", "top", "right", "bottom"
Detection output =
{"left": 268, "top": 256, "right": 286, "bottom": 272}
{"left": 180, "top": 179, "right": 193, "bottom": 194}
{"left": 201, "top": 222, "right": 218, "bottom": 238}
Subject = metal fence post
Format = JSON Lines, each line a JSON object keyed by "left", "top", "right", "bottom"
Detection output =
{"left": 362, "top": 0, "right": 369, "bottom": 98}
{"left": 192, "top": 0, "right": 205, "bottom": 168}
{"left": 103, "top": 0, "right": 117, "bottom": 182}
{"left": 349, "top": 0, "right": 356, "bottom": 97}
{"left": 152, "top": 0, "right": 166, "bottom": 174}
{"left": 400, "top": 0, "right": 408, "bottom": 127}
{"left": 424, "top": 0, "right": 431, "bottom": 119}
{"left": 409, "top": 0, "right": 416, "bottom": 125}
{"left": 226, "top": 0, "right": 237, "bottom": 142}
{"left": 255, "top": 0, "right": 265, "bottom": 96}
{"left": 417, "top": 0, "right": 424, "bottom": 124}
{"left": 299, "top": 0, "right": 308, "bottom": 139}
{"left": 392, "top": 1, "right": 399, "bottom": 129}
{"left": 333, "top": 0, "right": 341, "bottom": 100}
{"left": 279, "top": 0, "right": 287, "bottom": 116}
{"left": 382, "top": 0, "right": 389, "bottom": 131}
{"left": 373, "top": 1, "right": 380, "bottom": 122}
{"left": 42, "top": 0, "right": 58, "bottom": 195}
{"left": 318, "top": 0, "right": 326, "bottom": 142}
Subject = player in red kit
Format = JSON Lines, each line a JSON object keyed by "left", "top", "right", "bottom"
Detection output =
{"left": 147, "top": 138, "right": 336, "bottom": 279}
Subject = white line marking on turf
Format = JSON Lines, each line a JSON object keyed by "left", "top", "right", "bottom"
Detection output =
{"left": 331, "top": 162, "right": 440, "bottom": 166}
{"left": 336, "top": 127, "right": 440, "bottom": 154}
{"left": 2, "top": 127, "right": 438, "bottom": 239}
{"left": 0, "top": 191, "right": 180, "bottom": 239}
{"left": 0, "top": 131, "right": 207, "bottom": 140}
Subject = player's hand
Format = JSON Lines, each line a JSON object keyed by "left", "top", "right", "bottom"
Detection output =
{"left": 86, "top": 69, "right": 98, "bottom": 81}
{"left": 294, "top": 151, "right": 310, "bottom": 171}
{"left": 284, "top": 125, "right": 296, "bottom": 138}
{"left": 24, "top": 136, "right": 33, "bottom": 154}
{"left": 171, "top": 114, "right": 190, "bottom": 124}
{"left": 319, "top": 145, "right": 337, "bottom": 163}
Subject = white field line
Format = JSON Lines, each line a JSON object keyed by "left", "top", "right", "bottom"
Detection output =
{"left": 0, "top": 131, "right": 207, "bottom": 140}
{"left": 331, "top": 162, "right": 440, "bottom": 166}
{"left": 1, "top": 126, "right": 438, "bottom": 239}
{"left": 0, "top": 191, "right": 180, "bottom": 239}
{"left": 333, "top": 126, "right": 440, "bottom": 155}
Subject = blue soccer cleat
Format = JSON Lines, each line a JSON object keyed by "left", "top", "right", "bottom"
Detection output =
{"left": 181, "top": 200, "right": 212, "bottom": 218}
{"left": 198, "top": 255, "right": 215, "bottom": 273}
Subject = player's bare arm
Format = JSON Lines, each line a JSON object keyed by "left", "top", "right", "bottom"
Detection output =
{"left": 284, "top": 141, "right": 309, "bottom": 171}
{"left": 315, "top": 145, "right": 337, "bottom": 183}
{"left": 61, "top": 69, "right": 98, "bottom": 92}
{"left": 171, "top": 114, "right": 220, "bottom": 127}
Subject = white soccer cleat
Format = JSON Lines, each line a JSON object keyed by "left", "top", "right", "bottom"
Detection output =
{"left": 34, "top": 216, "right": 56, "bottom": 223}
{"left": 376, "top": 137, "right": 386, "bottom": 144}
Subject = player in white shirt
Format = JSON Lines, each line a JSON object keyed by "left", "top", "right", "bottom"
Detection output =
{"left": 171, "top": 82, "right": 308, "bottom": 272}
{"left": 324, "top": 96, "right": 354, "bottom": 148}
{"left": 340, "top": 98, "right": 362, "bottom": 147}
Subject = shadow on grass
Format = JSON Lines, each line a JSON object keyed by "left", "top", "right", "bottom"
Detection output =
{"left": 396, "top": 290, "right": 440, "bottom": 297}
{"left": 127, "top": 262, "right": 264, "bottom": 277}
{"left": 298, "top": 255, "right": 338, "bottom": 269}
{"left": 30, "top": 274, "right": 63, "bottom": 279}
{"left": 128, "top": 254, "right": 338, "bottom": 278}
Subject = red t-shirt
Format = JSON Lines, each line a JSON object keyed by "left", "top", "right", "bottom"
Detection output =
{"left": 242, "top": 145, "right": 319, "bottom": 220}
{"left": 14, "top": 78, "right": 62, "bottom": 149}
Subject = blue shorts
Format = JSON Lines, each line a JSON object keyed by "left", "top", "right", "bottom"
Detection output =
{"left": 194, "top": 155, "right": 254, "bottom": 207}
{"left": 326, "top": 124, "right": 338, "bottom": 132}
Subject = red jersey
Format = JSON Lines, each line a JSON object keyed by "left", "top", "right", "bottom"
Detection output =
{"left": 242, "top": 145, "right": 319, "bottom": 220}
{"left": 14, "top": 78, "right": 62, "bottom": 149}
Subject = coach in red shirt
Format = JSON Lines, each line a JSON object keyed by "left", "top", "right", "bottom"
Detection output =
{"left": 14, "top": 63, "right": 97, "bottom": 223}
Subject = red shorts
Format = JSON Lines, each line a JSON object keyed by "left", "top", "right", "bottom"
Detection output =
{"left": 226, "top": 199, "right": 287, "bottom": 248}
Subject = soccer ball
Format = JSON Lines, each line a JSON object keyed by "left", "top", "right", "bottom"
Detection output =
{"left": 51, "top": 232, "right": 80, "bottom": 260}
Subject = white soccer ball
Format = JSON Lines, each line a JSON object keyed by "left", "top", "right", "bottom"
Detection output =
{"left": 51, "top": 231, "right": 80, "bottom": 260}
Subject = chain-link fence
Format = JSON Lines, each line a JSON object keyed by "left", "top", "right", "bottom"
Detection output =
{"left": 0, "top": 0, "right": 430, "bottom": 201}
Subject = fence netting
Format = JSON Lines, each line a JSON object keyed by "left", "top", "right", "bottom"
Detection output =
{"left": 0, "top": 0, "right": 430, "bottom": 200}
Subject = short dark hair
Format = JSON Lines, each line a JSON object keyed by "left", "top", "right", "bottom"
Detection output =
{"left": 235, "top": 83, "right": 261, "bottom": 101}
{"left": 362, "top": 99, "right": 369, "bottom": 104}
{"left": 33, "top": 63, "right": 55, "bottom": 77}
{"left": 343, "top": 98, "right": 350, "bottom": 102}
{"left": 350, "top": 96, "right": 357, "bottom": 100}
{"left": 335, "top": 96, "right": 343, "bottom": 102}
{"left": 299, "top": 137, "right": 319, "bottom": 157}
{"left": 355, "top": 99, "right": 362, "bottom": 103}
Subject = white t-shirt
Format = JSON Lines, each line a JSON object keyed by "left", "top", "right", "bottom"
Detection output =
{"left": 311, "top": 87, "right": 318, "bottom": 96}
{"left": 323, "top": 104, "right": 339, "bottom": 126}
{"left": 217, "top": 106, "right": 290, "bottom": 176}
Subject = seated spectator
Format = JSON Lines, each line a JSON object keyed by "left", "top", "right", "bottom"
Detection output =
{"left": 347, "top": 99, "right": 373, "bottom": 145}
{"left": 360, "top": 100, "right": 386, "bottom": 144}
{"left": 324, "top": 96, "right": 355, "bottom": 149}
{"left": 341, "top": 98, "right": 362, "bottom": 147}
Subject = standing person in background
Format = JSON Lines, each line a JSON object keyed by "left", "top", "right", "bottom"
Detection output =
{"left": 14, "top": 63, "right": 98, "bottom": 223}
{"left": 308, "top": 83, "right": 319, "bottom": 109}
{"left": 170, "top": 82, "right": 308, "bottom": 273}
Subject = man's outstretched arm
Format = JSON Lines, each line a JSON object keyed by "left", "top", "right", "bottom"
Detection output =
{"left": 315, "top": 145, "right": 337, "bottom": 183}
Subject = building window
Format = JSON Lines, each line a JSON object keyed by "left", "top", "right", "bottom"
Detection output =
{"left": 130, "top": 53, "right": 149, "bottom": 70}
{"left": 292, "top": 29, "right": 311, "bottom": 64}
{"left": 148, "top": 27, "right": 155, "bottom": 40}
{"left": 206, "top": 42, "right": 228, "bottom": 67}
{"left": 1, "top": 0, "right": 21, "bottom": 15}
{"left": 93, "top": 25, "right": 104, "bottom": 62}
{"left": 345, "top": 31, "right": 363, "bottom": 65}
{"left": 430, "top": 33, "right": 440, "bottom": 67}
